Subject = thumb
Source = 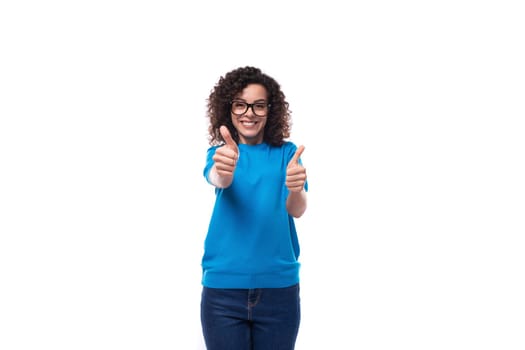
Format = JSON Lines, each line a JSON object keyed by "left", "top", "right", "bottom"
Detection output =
{"left": 220, "top": 125, "right": 238, "bottom": 150}
{"left": 288, "top": 145, "right": 305, "bottom": 167}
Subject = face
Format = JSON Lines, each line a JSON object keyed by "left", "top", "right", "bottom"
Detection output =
{"left": 230, "top": 83, "right": 269, "bottom": 145}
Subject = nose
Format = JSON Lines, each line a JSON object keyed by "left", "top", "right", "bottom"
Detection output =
{"left": 244, "top": 105, "right": 256, "bottom": 117}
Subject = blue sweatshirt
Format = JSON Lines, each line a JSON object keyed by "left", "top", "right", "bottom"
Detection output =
{"left": 201, "top": 141, "right": 307, "bottom": 288}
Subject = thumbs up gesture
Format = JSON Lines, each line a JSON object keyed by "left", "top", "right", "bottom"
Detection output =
{"left": 286, "top": 145, "right": 307, "bottom": 192}
{"left": 213, "top": 126, "right": 239, "bottom": 177}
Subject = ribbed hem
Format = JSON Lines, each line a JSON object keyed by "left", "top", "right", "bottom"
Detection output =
{"left": 202, "top": 265, "right": 300, "bottom": 289}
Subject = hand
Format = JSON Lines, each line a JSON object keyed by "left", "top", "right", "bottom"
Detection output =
{"left": 286, "top": 145, "right": 306, "bottom": 192}
{"left": 212, "top": 126, "right": 239, "bottom": 177}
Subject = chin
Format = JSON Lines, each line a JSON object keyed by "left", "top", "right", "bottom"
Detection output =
{"left": 240, "top": 133, "right": 264, "bottom": 144}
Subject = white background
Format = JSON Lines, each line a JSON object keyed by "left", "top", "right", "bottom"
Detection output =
{"left": 1, "top": 1, "right": 524, "bottom": 349}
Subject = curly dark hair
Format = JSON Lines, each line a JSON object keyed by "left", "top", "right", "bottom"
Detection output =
{"left": 206, "top": 66, "right": 291, "bottom": 146}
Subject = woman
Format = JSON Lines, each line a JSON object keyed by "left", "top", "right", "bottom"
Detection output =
{"left": 201, "top": 66, "right": 308, "bottom": 349}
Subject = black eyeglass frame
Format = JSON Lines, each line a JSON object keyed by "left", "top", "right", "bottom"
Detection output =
{"left": 230, "top": 100, "right": 271, "bottom": 117}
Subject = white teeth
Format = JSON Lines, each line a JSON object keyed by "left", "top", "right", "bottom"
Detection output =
{"left": 242, "top": 121, "right": 255, "bottom": 126}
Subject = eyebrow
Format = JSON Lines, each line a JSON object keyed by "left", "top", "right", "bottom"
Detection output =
{"left": 232, "top": 98, "right": 268, "bottom": 103}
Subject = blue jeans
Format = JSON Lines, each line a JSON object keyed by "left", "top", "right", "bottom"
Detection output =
{"left": 201, "top": 283, "right": 301, "bottom": 350}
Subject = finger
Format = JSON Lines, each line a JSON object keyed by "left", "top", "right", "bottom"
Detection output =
{"left": 288, "top": 145, "right": 305, "bottom": 166}
{"left": 214, "top": 155, "right": 236, "bottom": 168}
{"left": 220, "top": 125, "right": 238, "bottom": 150}
{"left": 214, "top": 148, "right": 238, "bottom": 162}
{"left": 287, "top": 166, "right": 306, "bottom": 176}
{"left": 215, "top": 163, "right": 235, "bottom": 175}
{"left": 286, "top": 173, "right": 307, "bottom": 182}
{"left": 286, "top": 178, "right": 305, "bottom": 186}
{"left": 286, "top": 182, "right": 305, "bottom": 192}
{"left": 288, "top": 186, "right": 304, "bottom": 193}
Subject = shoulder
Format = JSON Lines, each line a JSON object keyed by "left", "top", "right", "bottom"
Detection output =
{"left": 206, "top": 144, "right": 221, "bottom": 154}
{"left": 207, "top": 145, "right": 221, "bottom": 151}
{"left": 205, "top": 145, "right": 222, "bottom": 162}
{"left": 281, "top": 141, "right": 298, "bottom": 156}
{"left": 282, "top": 141, "right": 298, "bottom": 150}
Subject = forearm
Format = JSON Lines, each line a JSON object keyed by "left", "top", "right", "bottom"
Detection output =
{"left": 209, "top": 164, "right": 234, "bottom": 188}
{"left": 286, "top": 189, "right": 307, "bottom": 218}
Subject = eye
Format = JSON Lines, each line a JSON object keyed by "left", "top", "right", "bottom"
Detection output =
{"left": 232, "top": 101, "right": 246, "bottom": 108}
{"left": 254, "top": 103, "right": 267, "bottom": 110}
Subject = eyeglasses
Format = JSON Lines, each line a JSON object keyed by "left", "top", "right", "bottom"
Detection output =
{"left": 230, "top": 100, "right": 270, "bottom": 117}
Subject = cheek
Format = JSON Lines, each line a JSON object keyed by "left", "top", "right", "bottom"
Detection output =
{"left": 230, "top": 114, "right": 236, "bottom": 123}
